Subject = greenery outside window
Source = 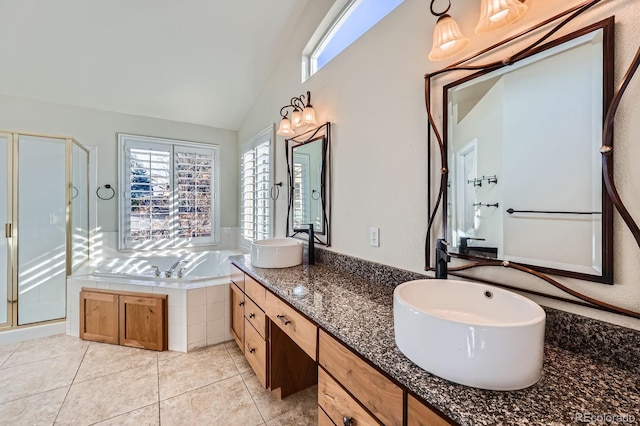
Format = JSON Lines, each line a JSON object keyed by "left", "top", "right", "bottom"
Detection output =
{"left": 118, "top": 133, "right": 219, "bottom": 251}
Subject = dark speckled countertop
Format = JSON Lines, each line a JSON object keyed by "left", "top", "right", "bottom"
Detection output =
{"left": 230, "top": 252, "right": 640, "bottom": 426}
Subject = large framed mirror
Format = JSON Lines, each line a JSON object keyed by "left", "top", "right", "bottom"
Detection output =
{"left": 286, "top": 122, "right": 331, "bottom": 246}
{"left": 439, "top": 18, "right": 615, "bottom": 284}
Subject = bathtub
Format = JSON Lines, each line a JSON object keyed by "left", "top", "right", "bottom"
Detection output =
{"left": 92, "top": 249, "right": 245, "bottom": 283}
{"left": 68, "top": 249, "right": 246, "bottom": 352}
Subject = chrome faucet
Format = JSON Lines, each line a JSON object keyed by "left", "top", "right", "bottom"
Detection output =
{"left": 165, "top": 259, "right": 188, "bottom": 278}
{"left": 435, "top": 239, "right": 450, "bottom": 279}
{"left": 293, "top": 223, "right": 315, "bottom": 265}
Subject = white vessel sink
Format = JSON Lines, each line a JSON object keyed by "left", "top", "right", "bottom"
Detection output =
{"left": 394, "top": 279, "right": 545, "bottom": 390}
{"left": 251, "top": 238, "right": 304, "bottom": 268}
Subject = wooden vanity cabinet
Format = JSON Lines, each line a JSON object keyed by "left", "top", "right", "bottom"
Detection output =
{"left": 319, "top": 330, "right": 403, "bottom": 426}
{"left": 228, "top": 264, "right": 452, "bottom": 426}
{"left": 230, "top": 282, "right": 245, "bottom": 353}
{"left": 80, "top": 288, "right": 167, "bottom": 351}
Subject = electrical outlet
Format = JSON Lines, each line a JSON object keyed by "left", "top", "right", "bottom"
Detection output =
{"left": 370, "top": 227, "right": 380, "bottom": 247}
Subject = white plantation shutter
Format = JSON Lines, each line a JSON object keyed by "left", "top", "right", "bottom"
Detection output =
{"left": 119, "top": 134, "right": 218, "bottom": 250}
{"left": 240, "top": 127, "right": 274, "bottom": 247}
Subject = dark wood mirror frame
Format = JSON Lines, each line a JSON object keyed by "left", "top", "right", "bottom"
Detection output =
{"left": 424, "top": 0, "right": 640, "bottom": 319}
{"left": 285, "top": 122, "right": 331, "bottom": 246}
{"left": 442, "top": 18, "right": 615, "bottom": 284}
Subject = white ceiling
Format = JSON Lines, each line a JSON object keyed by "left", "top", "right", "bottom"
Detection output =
{"left": 0, "top": 0, "right": 311, "bottom": 130}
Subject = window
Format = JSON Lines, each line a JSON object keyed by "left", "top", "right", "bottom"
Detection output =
{"left": 118, "top": 134, "right": 219, "bottom": 250}
{"left": 302, "top": 0, "right": 405, "bottom": 81}
{"left": 240, "top": 126, "right": 275, "bottom": 248}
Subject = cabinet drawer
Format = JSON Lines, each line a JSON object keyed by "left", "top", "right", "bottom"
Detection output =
{"left": 244, "top": 318, "right": 268, "bottom": 389}
{"left": 407, "top": 395, "right": 451, "bottom": 426}
{"left": 318, "top": 406, "right": 336, "bottom": 426}
{"left": 265, "top": 291, "right": 317, "bottom": 360}
{"left": 319, "top": 331, "right": 403, "bottom": 426}
{"left": 244, "top": 297, "right": 267, "bottom": 339}
{"left": 245, "top": 274, "right": 266, "bottom": 306}
{"left": 318, "top": 368, "right": 379, "bottom": 426}
{"left": 230, "top": 264, "right": 245, "bottom": 291}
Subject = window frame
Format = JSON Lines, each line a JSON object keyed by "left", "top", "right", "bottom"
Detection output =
{"left": 302, "top": 0, "right": 404, "bottom": 82}
{"left": 239, "top": 125, "right": 275, "bottom": 250}
{"left": 117, "top": 133, "right": 220, "bottom": 251}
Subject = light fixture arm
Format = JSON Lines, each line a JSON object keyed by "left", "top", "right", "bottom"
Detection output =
{"left": 430, "top": 0, "right": 451, "bottom": 17}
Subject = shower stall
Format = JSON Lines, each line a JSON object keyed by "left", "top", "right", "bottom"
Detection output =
{"left": 0, "top": 131, "right": 89, "bottom": 330}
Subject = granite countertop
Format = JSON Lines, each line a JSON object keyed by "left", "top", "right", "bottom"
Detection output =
{"left": 230, "top": 254, "right": 640, "bottom": 425}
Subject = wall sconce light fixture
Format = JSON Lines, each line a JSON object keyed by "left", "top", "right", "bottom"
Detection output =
{"left": 277, "top": 91, "right": 318, "bottom": 137}
{"left": 428, "top": 0, "right": 529, "bottom": 62}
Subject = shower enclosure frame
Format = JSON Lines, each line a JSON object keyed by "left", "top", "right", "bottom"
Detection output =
{"left": 1, "top": 130, "right": 90, "bottom": 331}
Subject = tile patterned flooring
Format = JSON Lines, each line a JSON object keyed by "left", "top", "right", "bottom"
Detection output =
{"left": 0, "top": 335, "right": 318, "bottom": 425}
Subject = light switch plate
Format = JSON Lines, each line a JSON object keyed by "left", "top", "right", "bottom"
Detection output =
{"left": 370, "top": 227, "right": 380, "bottom": 247}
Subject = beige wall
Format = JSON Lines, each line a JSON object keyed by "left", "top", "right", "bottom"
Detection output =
{"left": 0, "top": 95, "right": 239, "bottom": 233}
{"left": 239, "top": 0, "right": 640, "bottom": 329}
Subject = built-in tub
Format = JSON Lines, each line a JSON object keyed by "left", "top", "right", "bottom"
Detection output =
{"left": 93, "top": 249, "right": 244, "bottom": 283}
{"left": 67, "top": 249, "right": 246, "bottom": 352}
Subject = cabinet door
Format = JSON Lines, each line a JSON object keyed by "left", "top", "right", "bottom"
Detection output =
{"left": 407, "top": 395, "right": 451, "bottom": 426}
{"left": 230, "top": 282, "right": 245, "bottom": 353}
{"left": 119, "top": 294, "right": 167, "bottom": 351}
{"left": 80, "top": 290, "right": 119, "bottom": 344}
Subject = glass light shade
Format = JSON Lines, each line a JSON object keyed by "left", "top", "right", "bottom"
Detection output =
{"left": 277, "top": 117, "right": 295, "bottom": 137}
{"left": 291, "top": 109, "right": 303, "bottom": 129}
{"left": 475, "top": 0, "right": 528, "bottom": 34}
{"left": 302, "top": 106, "right": 317, "bottom": 126}
{"left": 428, "top": 15, "right": 469, "bottom": 62}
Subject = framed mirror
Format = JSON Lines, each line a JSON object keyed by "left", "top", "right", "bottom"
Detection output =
{"left": 441, "top": 18, "right": 614, "bottom": 284}
{"left": 286, "top": 122, "right": 331, "bottom": 246}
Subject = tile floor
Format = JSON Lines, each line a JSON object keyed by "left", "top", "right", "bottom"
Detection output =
{"left": 0, "top": 334, "right": 318, "bottom": 425}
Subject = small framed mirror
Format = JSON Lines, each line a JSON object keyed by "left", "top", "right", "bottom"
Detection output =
{"left": 441, "top": 18, "right": 614, "bottom": 284}
{"left": 286, "top": 123, "right": 331, "bottom": 246}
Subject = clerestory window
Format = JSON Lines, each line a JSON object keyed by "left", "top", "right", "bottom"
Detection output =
{"left": 118, "top": 133, "right": 219, "bottom": 251}
{"left": 302, "top": 0, "right": 405, "bottom": 81}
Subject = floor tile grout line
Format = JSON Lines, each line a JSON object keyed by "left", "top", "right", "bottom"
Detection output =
{"left": 156, "top": 352, "right": 161, "bottom": 426}
{"left": 239, "top": 371, "right": 268, "bottom": 424}
{"left": 0, "top": 384, "right": 69, "bottom": 406}
{"left": 0, "top": 341, "right": 23, "bottom": 369}
{"left": 52, "top": 341, "right": 90, "bottom": 424}
{"left": 85, "top": 402, "right": 160, "bottom": 426}
{"left": 158, "top": 369, "right": 241, "bottom": 403}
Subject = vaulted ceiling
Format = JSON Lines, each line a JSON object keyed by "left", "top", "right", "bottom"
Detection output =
{"left": 0, "top": 0, "right": 311, "bottom": 130}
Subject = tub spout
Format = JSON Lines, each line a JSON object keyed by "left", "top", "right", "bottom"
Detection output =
{"left": 165, "top": 259, "right": 188, "bottom": 278}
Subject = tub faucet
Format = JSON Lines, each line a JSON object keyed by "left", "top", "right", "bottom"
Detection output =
{"left": 165, "top": 259, "right": 188, "bottom": 278}
{"left": 435, "top": 239, "right": 450, "bottom": 279}
{"left": 293, "top": 223, "right": 315, "bottom": 265}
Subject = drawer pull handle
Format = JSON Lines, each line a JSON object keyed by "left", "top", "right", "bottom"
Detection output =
{"left": 343, "top": 416, "right": 353, "bottom": 426}
{"left": 276, "top": 314, "right": 291, "bottom": 325}
{"left": 249, "top": 313, "right": 255, "bottom": 319}
{"left": 248, "top": 347, "right": 255, "bottom": 354}
{"left": 239, "top": 301, "right": 244, "bottom": 307}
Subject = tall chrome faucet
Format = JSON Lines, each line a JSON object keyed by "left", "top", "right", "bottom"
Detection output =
{"left": 165, "top": 259, "right": 188, "bottom": 278}
{"left": 293, "top": 223, "right": 315, "bottom": 265}
{"left": 435, "top": 239, "right": 450, "bottom": 279}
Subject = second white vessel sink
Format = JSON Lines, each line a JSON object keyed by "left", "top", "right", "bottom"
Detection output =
{"left": 251, "top": 238, "right": 303, "bottom": 268}
{"left": 394, "top": 279, "right": 546, "bottom": 391}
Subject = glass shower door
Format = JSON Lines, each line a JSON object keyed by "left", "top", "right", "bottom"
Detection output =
{"left": 0, "top": 134, "right": 9, "bottom": 327}
{"left": 17, "top": 135, "right": 67, "bottom": 325}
